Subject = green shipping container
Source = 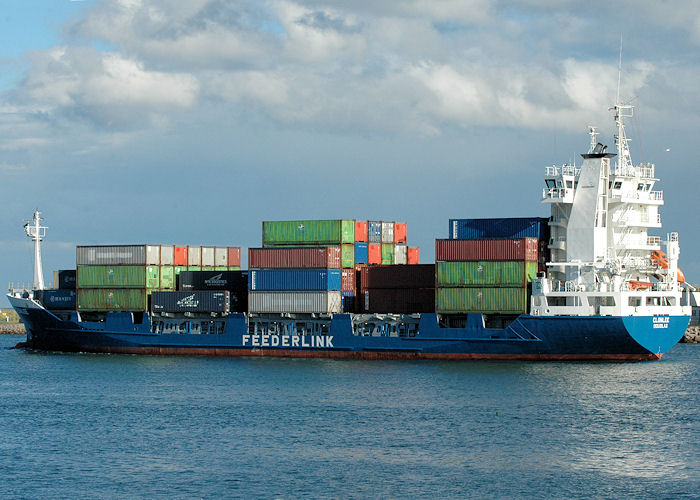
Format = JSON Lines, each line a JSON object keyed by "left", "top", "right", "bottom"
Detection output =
{"left": 77, "top": 265, "right": 147, "bottom": 288}
{"left": 436, "top": 261, "right": 538, "bottom": 287}
{"left": 436, "top": 287, "right": 528, "bottom": 314}
{"left": 341, "top": 220, "right": 355, "bottom": 244}
{"left": 188, "top": 266, "right": 202, "bottom": 271}
{"left": 262, "top": 220, "right": 355, "bottom": 246}
{"left": 146, "top": 265, "right": 160, "bottom": 289}
{"left": 174, "top": 266, "right": 188, "bottom": 276}
{"left": 381, "top": 243, "right": 394, "bottom": 265}
{"left": 228, "top": 266, "right": 241, "bottom": 271}
{"left": 160, "top": 266, "right": 175, "bottom": 290}
{"left": 215, "top": 266, "right": 228, "bottom": 271}
{"left": 202, "top": 266, "right": 215, "bottom": 271}
{"left": 341, "top": 244, "right": 355, "bottom": 269}
{"left": 77, "top": 288, "right": 148, "bottom": 311}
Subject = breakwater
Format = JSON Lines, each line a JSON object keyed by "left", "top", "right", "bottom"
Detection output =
{"left": 0, "top": 323, "right": 25, "bottom": 334}
{"left": 683, "top": 325, "right": 700, "bottom": 343}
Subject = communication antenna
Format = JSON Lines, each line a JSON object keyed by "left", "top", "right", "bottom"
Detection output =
{"left": 24, "top": 210, "right": 47, "bottom": 290}
{"left": 610, "top": 36, "right": 634, "bottom": 173}
{"left": 616, "top": 35, "right": 623, "bottom": 107}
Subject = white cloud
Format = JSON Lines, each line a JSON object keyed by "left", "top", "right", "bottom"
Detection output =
{"left": 20, "top": 47, "right": 198, "bottom": 129}
{"left": 2, "top": 0, "right": 698, "bottom": 141}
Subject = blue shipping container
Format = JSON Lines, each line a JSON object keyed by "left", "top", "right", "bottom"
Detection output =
{"left": 449, "top": 217, "right": 548, "bottom": 240}
{"left": 368, "top": 221, "right": 382, "bottom": 243}
{"left": 354, "top": 242, "right": 369, "bottom": 264}
{"left": 248, "top": 269, "right": 342, "bottom": 291}
{"left": 40, "top": 289, "right": 76, "bottom": 310}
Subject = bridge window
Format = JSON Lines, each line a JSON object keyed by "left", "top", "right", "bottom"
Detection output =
{"left": 628, "top": 296, "right": 642, "bottom": 307}
{"left": 646, "top": 296, "right": 676, "bottom": 307}
{"left": 589, "top": 296, "right": 616, "bottom": 307}
{"left": 546, "top": 296, "right": 566, "bottom": 307}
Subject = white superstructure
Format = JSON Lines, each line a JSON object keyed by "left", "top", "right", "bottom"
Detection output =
{"left": 531, "top": 104, "right": 691, "bottom": 318}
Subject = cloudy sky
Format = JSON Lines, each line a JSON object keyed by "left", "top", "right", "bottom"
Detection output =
{"left": 2, "top": 0, "right": 699, "bottom": 300}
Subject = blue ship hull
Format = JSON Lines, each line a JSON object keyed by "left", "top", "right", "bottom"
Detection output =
{"left": 11, "top": 297, "right": 688, "bottom": 361}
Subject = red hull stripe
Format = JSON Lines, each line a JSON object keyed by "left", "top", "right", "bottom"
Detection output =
{"left": 26, "top": 344, "right": 662, "bottom": 361}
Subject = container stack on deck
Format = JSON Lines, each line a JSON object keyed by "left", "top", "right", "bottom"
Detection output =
{"left": 38, "top": 270, "right": 77, "bottom": 310}
{"left": 449, "top": 217, "right": 550, "bottom": 272}
{"left": 436, "top": 217, "right": 547, "bottom": 314}
{"left": 361, "top": 265, "right": 435, "bottom": 313}
{"left": 250, "top": 219, "right": 419, "bottom": 313}
{"left": 74, "top": 244, "right": 241, "bottom": 312}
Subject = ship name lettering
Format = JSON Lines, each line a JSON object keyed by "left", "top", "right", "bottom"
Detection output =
{"left": 241, "top": 334, "right": 333, "bottom": 348}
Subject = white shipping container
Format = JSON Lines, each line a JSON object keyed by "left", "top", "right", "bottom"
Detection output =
{"left": 201, "top": 247, "right": 215, "bottom": 267}
{"left": 188, "top": 246, "right": 202, "bottom": 266}
{"left": 214, "top": 247, "right": 228, "bottom": 267}
{"left": 394, "top": 244, "right": 408, "bottom": 265}
{"left": 160, "top": 245, "right": 175, "bottom": 266}
{"left": 146, "top": 245, "right": 160, "bottom": 265}
{"left": 248, "top": 291, "right": 342, "bottom": 314}
{"left": 77, "top": 245, "right": 147, "bottom": 266}
{"left": 381, "top": 222, "right": 395, "bottom": 244}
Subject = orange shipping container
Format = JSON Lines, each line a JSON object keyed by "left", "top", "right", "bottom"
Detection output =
{"left": 355, "top": 221, "right": 368, "bottom": 242}
{"left": 228, "top": 247, "right": 242, "bottom": 268}
{"left": 368, "top": 244, "right": 382, "bottom": 265}
{"left": 407, "top": 247, "right": 420, "bottom": 265}
{"left": 174, "top": 246, "right": 188, "bottom": 266}
{"left": 394, "top": 223, "right": 407, "bottom": 244}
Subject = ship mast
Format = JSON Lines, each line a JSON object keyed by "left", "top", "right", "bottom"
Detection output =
{"left": 612, "top": 38, "right": 634, "bottom": 175}
{"left": 24, "top": 210, "right": 47, "bottom": 290}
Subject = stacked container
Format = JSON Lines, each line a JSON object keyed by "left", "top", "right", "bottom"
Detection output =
{"left": 249, "top": 242, "right": 343, "bottom": 313}
{"left": 435, "top": 230, "right": 539, "bottom": 314}
{"left": 76, "top": 244, "right": 241, "bottom": 312}
{"left": 76, "top": 245, "right": 160, "bottom": 311}
{"left": 362, "top": 265, "right": 435, "bottom": 313}
{"left": 449, "top": 217, "right": 550, "bottom": 272}
{"left": 258, "top": 219, "right": 421, "bottom": 314}
{"left": 176, "top": 270, "right": 248, "bottom": 312}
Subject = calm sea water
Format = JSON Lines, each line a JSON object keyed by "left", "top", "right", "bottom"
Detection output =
{"left": 1, "top": 334, "right": 698, "bottom": 499}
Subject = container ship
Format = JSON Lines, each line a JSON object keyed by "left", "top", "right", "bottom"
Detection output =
{"left": 7, "top": 103, "right": 692, "bottom": 360}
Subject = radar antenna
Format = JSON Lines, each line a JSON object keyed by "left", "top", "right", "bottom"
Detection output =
{"left": 24, "top": 210, "right": 47, "bottom": 290}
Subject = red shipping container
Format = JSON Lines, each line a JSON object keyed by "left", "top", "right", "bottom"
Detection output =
{"left": 341, "top": 268, "right": 356, "bottom": 292}
{"left": 435, "top": 238, "right": 538, "bottom": 262}
{"left": 394, "top": 223, "right": 407, "bottom": 244}
{"left": 174, "top": 246, "right": 188, "bottom": 266}
{"left": 355, "top": 221, "right": 368, "bottom": 242}
{"left": 355, "top": 264, "right": 369, "bottom": 293}
{"left": 228, "top": 247, "right": 242, "bottom": 267}
{"left": 368, "top": 244, "right": 382, "bottom": 265}
{"left": 248, "top": 247, "right": 341, "bottom": 268}
{"left": 407, "top": 247, "right": 420, "bottom": 265}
